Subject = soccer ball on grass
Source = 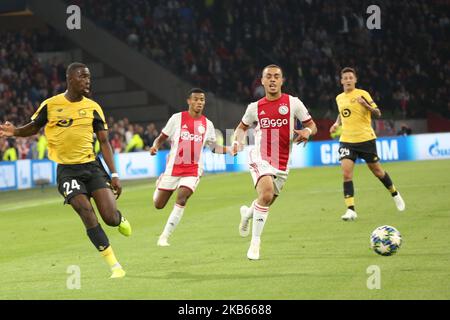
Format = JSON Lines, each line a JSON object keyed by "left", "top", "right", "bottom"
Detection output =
{"left": 370, "top": 225, "right": 402, "bottom": 256}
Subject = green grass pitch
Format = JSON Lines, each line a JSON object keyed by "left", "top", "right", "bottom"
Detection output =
{"left": 0, "top": 160, "right": 449, "bottom": 299}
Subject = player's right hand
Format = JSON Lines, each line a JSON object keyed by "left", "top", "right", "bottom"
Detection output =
{"left": 0, "top": 121, "right": 16, "bottom": 137}
{"left": 149, "top": 146, "right": 158, "bottom": 156}
{"left": 329, "top": 123, "right": 338, "bottom": 134}
{"left": 111, "top": 177, "right": 122, "bottom": 199}
{"left": 231, "top": 141, "right": 240, "bottom": 156}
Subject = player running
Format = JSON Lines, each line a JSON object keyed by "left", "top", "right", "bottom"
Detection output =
{"left": 0, "top": 62, "right": 131, "bottom": 278}
{"left": 231, "top": 64, "right": 317, "bottom": 260}
{"left": 150, "top": 88, "right": 229, "bottom": 246}
{"left": 329, "top": 67, "right": 405, "bottom": 221}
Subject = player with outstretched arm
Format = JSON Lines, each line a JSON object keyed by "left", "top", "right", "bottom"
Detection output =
{"left": 0, "top": 62, "right": 131, "bottom": 278}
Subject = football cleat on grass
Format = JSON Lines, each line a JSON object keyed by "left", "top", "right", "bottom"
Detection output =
{"left": 110, "top": 267, "right": 126, "bottom": 279}
{"left": 157, "top": 235, "right": 170, "bottom": 247}
{"left": 341, "top": 208, "right": 357, "bottom": 221}
{"left": 239, "top": 206, "right": 251, "bottom": 237}
{"left": 393, "top": 193, "right": 405, "bottom": 211}
{"left": 118, "top": 216, "right": 132, "bottom": 237}
{"left": 247, "top": 238, "right": 261, "bottom": 260}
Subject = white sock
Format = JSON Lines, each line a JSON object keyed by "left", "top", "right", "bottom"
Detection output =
{"left": 252, "top": 202, "right": 269, "bottom": 241}
{"left": 161, "top": 204, "right": 185, "bottom": 237}
{"left": 245, "top": 200, "right": 256, "bottom": 219}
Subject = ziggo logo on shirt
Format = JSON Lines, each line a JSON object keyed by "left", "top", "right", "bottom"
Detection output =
{"left": 180, "top": 131, "right": 203, "bottom": 142}
{"left": 260, "top": 118, "right": 288, "bottom": 128}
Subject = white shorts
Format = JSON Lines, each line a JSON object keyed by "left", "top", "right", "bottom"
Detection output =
{"left": 248, "top": 150, "right": 289, "bottom": 195}
{"left": 156, "top": 174, "right": 200, "bottom": 193}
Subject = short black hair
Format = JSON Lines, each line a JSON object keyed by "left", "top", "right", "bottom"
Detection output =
{"left": 262, "top": 64, "right": 283, "bottom": 77}
{"left": 188, "top": 88, "right": 205, "bottom": 97}
{"left": 66, "top": 62, "right": 87, "bottom": 77}
{"left": 340, "top": 67, "right": 357, "bottom": 77}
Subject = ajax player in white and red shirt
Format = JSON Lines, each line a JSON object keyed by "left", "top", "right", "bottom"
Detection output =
{"left": 231, "top": 65, "right": 317, "bottom": 260}
{"left": 150, "top": 88, "right": 229, "bottom": 246}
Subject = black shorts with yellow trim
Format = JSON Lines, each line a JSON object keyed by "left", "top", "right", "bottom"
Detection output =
{"left": 57, "top": 159, "right": 112, "bottom": 204}
{"left": 338, "top": 139, "right": 380, "bottom": 163}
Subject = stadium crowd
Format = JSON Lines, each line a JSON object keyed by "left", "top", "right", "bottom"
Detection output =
{"left": 2, "top": 1, "right": 450, "bottom": 161}
{"left": 74, "top": 0, "right": 449, "bottom": 119}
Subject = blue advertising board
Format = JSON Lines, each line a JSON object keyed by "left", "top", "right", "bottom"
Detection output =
{"left": 1, "top": 133, "right": 449, "bottom": 191}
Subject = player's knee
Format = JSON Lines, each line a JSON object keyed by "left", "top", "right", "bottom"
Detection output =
{"left": 374, "top": 168, "right": 385, "bottom": 178}
{"left": 154, "top": 201, "right": 165, "bottom": 210}
{"left": 176, "top": 197, "right": 188, "bottom": 207}
{"left": 103, "top": 214, "right": 120, "bottom": 227}
{"left": 75, "top": 203, "right": 94, "bottom": 217}
{"left": 259, "top": 190, "right": 274, "bottom": 206}
{"left": 343, "top": 172, "right": 353, "bottom": 181}
{"left": 75, "top": 205, "right": 97, "bottom": 227}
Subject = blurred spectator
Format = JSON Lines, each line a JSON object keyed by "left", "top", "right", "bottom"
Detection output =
{"left": 110, "top": 132, "right": 123, "bottom": 153}
{"left": 2, "top": 139, "right": 18, "bottom": 161}
{"left": 37, "top": 131, "right": 48, "bottom": 159}
{"left": 397, "top": 124, "right": 412, "bottom": 136}
{"left": 125, "top": 125, "right": 144, "bottom": 152}
{"left": 125, "top": 124, "right": 134, "bottom": 144}
{"left": 215, "top": 128, "right": 224, "bottom": 147}
{"left": 0, "top": 137, "right": 7, "bottom": 160}
{"left": 16, "top": 137, "right": 30, "bottom": 160}
{"left": 127, "top": 28, "right": 140, "bottom": 48}
{"left": 143, "top": 123, "right": 159, "bottom": 150}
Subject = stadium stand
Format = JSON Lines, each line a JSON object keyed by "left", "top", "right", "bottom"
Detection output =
{"left": 73, "top": 0, "right": 449, "bottom": 120}
{"left": 1, "top": 0, "right": 449, "bottom": 159}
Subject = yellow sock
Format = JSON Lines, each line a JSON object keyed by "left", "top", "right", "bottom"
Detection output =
{"left": 389, "top": 185, "right": 397, "bottom": 194}
{"left": 344, "top": 196, "right": 355, "bottom": 208}
{"left": 101, "top": 246, "right": 122, "bottom": 270}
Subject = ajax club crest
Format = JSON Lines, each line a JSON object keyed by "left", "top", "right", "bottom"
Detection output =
{"left": 278, "top": 104, "right": 288, "bottom": 115}
{"left": 197, "top": 124, "right": 206, "bottom": 134}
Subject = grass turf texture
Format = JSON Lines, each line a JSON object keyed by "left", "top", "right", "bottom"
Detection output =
{"left": 0, "top": 160, "right": 449, "bottom": 299}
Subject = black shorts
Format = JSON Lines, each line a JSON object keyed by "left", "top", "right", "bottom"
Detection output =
{"left": 57, "top": 159, "right": 111, "bottom": 204}
{"left": 338, "top": 139, "right": 380, "bottom": 163}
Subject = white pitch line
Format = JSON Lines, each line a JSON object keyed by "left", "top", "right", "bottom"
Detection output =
{"left": 0, "top": 199, "right": 62, "bottom": 212}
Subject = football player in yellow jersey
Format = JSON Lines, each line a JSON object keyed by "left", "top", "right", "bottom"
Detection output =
{"left": 330, "top": 67, "right": 405, "bottom": 221}
{"left": 0, "top": 62, "right": 131, "bottom": 278}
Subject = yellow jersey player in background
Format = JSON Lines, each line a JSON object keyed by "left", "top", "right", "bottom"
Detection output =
{"left": 0, "top": 62, "right": 131, "bottom": 278}
{"left": 329, "top": 67, "right": 405, "bottom": 221}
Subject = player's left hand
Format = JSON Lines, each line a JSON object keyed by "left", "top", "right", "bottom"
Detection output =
{"left": 149, "top": 146, "right": 158, "bottom": 156}
{"left": 357, "top": 96, "right": 372, "bottom": 109}
{"left": 293, "top": 129, "right": 311, "bottom": 147}
{"left": 111, "top": 177, "right": 122, "bottom": 199}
